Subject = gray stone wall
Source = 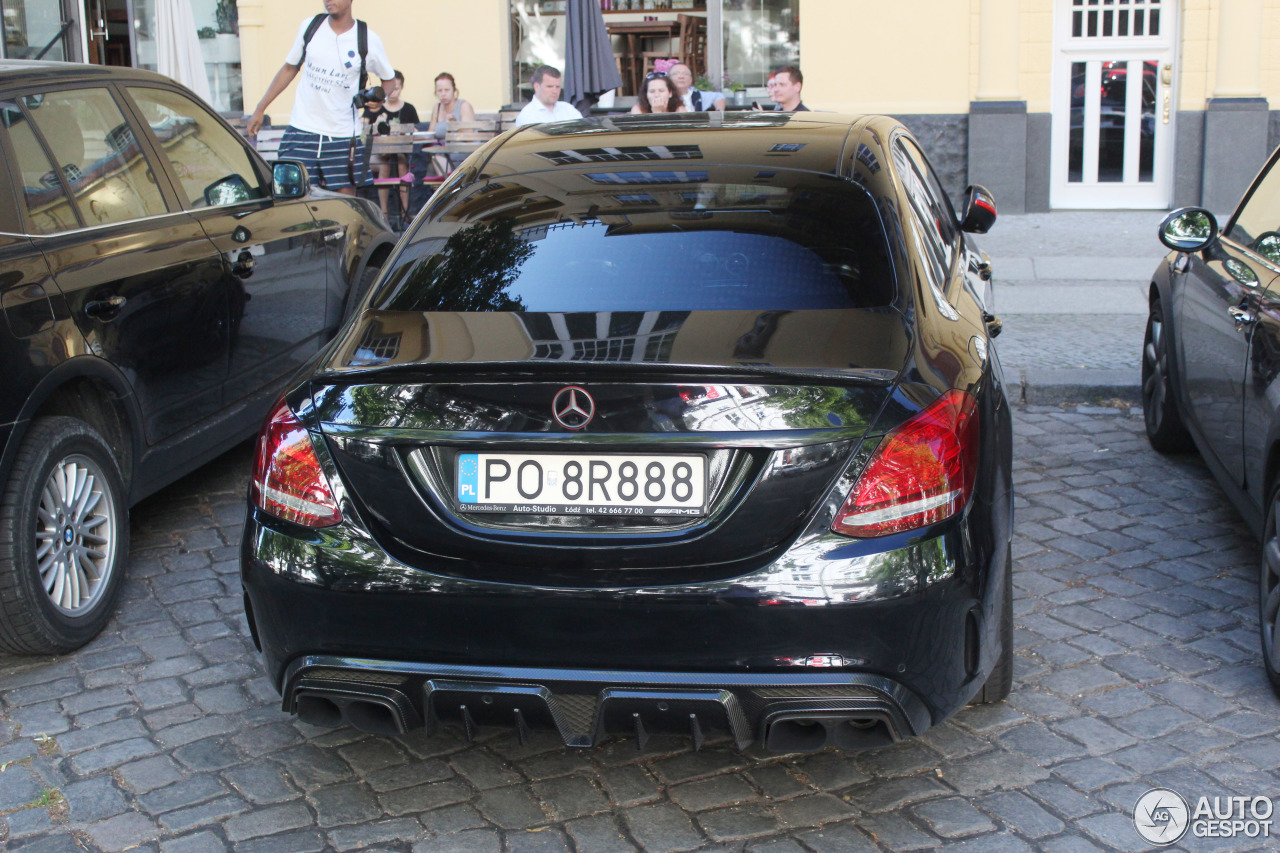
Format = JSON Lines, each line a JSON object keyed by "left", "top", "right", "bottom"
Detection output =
{"left": 889, "top": 107, "right": 1280, "bottom": 214}
{"left": 1174, "top": 108, "right": 1280, "bottom": 211}
{"left": 1173, "top": 111, "right": 1205, "bottom": 209}
{"left": 1026, "top": 114, "right": 1052, "bottom": 213}
{"left": 896, "top": 113, "right": 969, "bottom": 209}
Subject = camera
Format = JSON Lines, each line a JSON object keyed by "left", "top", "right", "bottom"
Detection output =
{"left": 353, "top": 85, "right": 385, "bottom": 108}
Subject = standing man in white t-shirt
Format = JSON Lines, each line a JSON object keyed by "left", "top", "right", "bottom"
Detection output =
{"left": 246, "top": 0, "right": 393, "bottom": 195}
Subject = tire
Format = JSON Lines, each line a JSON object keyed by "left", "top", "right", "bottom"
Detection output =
{"left": 342, "top": 263, "right": 381, "bottom": 324}
{"left": 0, "top": 417, "right": 129, "bottom": 654}
{"left": 971, "top": 549, "right": 1013, "bottom": 705}
{"left": 1260, "top": 486, "right": 1280, "bottom": 697}
{"left": 1142, "top": 296, "right": 1195, "bottom": 453}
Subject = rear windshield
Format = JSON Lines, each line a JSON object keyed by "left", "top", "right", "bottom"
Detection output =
{"left": 373, "top": 171, "right": 896, "bottom": 313}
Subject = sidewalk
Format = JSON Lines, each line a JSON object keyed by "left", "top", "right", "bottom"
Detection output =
{"left": 977, "top": 209, "right": 1167, "bottom": 404}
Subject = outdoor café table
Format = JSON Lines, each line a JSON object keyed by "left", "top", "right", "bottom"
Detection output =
{"left": 370, "top": 134, "right": 487, "bottom": 157}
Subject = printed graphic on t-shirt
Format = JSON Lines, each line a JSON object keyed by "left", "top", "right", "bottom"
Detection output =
{"left": 302, "top": 51, "right": 358, "bottom": 98}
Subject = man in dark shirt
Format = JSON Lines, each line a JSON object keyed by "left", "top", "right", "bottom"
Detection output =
{"left": 767, "top": 65, "right": 809, "bottom": 112}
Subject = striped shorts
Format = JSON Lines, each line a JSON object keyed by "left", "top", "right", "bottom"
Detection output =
{"left": 278, "top": 127, "right": 370, "bottom": 190}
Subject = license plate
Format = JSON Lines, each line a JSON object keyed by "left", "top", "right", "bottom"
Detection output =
{"left": 456, "top": 452, "right": 706, "bottom": 517}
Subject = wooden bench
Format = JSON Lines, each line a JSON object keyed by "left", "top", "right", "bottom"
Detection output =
{"left": 252, "top": 128, "right": 286, "bottom": 160}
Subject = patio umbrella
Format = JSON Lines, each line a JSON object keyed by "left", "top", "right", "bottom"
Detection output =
{"left": 155, "top": 0, "right": 213, "bottom": 103}
{"left": 563, "top": 0, "right": 622, "bottom": 116}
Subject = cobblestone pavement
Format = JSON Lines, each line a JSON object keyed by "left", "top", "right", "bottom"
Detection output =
{"left": 2, "top": 404, "right": 1279, "bottom": 852}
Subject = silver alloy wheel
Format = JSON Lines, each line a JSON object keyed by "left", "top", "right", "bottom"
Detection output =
{"left": 1142, "top": 311, "right": 1168, "bottom": 433}
{"left": 1264, "top": 495, "right": 1280, "bottom": 678}
{"left": 35, "top": 453, "right": 117, "bottom": 615}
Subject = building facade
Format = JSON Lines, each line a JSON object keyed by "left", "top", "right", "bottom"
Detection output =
{"left": 10, "top": 0, "right": 1279, "bottom": 213}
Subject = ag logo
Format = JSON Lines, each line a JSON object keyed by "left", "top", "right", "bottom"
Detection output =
{"left": 552, "top": 386, "right": 595, "bottom": 430}
{"left": 1134, "top": 788, "right": 1190, "bottom": 845}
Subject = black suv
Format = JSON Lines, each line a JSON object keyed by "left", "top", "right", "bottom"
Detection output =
{"left": 0, "top": 61, "right": 397, "bottom": 654}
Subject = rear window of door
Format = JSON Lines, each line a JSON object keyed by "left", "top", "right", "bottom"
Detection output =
{"left": 891, "top": 137, "right": 958, "bottom": 296}
{"left": 1, "top": 99, "right": 79, "bottom": 234}
{"left": 1227, "top": 154, "right": 1280, "bottom": 269}
{"left": 18, "top": 88, "right": 168, "bottom": 229}
{"left": 126, "top": 86, "right": 266, "bottom": 209}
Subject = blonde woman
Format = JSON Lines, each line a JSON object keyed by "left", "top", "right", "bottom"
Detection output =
{"left": 429, "top": 72, "right": 476, "bottom": 176}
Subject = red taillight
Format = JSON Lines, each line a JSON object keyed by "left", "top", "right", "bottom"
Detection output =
{"left": 252, "top": 400, "right": 342, "bottom": 528}
{"left": 831, "top": 390, "right": 979, "bottom": 538}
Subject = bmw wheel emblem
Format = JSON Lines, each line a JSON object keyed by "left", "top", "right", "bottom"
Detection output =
{"left": 552, "top": 386, "right": 595, "bottom": 430}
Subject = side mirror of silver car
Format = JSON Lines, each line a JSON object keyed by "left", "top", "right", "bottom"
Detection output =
{"left": 1159, "top": 207, "right": 1218, "bottom": 253}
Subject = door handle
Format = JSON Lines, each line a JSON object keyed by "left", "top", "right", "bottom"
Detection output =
{"left": 84, "top": 294, "right": 126, "bottom": 319}
{"left": 1228, "top": 304, "right": 1256, "bottom": 329}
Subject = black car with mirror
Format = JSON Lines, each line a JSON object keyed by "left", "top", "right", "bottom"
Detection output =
{"left": 0, "top": 60, "right": 397, "bottom": 655}
{"left": 1142, "top": 142, "right": 1280, "bottom": 699}
{"left": 241, "top": 112, "right": 1014, "bottom": 753}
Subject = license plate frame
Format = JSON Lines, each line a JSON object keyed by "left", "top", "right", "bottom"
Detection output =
{"left": 455, "top": 451, "right": 708, "bottom": 517}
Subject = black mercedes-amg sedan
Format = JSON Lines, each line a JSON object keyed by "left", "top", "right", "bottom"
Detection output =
{"left": 241, "top": 112, "right": 1014, "bottom": 754}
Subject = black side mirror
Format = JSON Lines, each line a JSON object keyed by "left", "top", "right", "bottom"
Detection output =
{"left": 272, "top": 160, "right": 309, "bottom": 199}
{"left": 959, "top": 184, "right": 997, "bottom": 234}
{"left": 204, "top": 174, "right": 253, "bottom": 206}
{"left": 1158, "top": 207, "right": 1218, "bottom": 253}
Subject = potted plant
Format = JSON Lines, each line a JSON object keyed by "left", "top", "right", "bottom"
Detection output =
{"left": 216, "top": 0, "right": 238, "bottom": 35}
{"left": 723, "top": 74, "right": 746, "bottom": 106}
{"left": 211, "top": 0, "right": 240, "bottom": 64}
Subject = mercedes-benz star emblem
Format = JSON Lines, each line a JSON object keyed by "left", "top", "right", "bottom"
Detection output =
{"left": 552, "top": 386, "right": 595, "bottom": 430}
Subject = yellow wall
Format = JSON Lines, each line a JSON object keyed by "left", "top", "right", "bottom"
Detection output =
{"left": 798, "top": 0, "right": 1054, "bottom": 115}
{"left": 799, "top": 0, "right": 973, "bottom": 115}
{"left": 238, "top": 0, "right": 511, "bottom": 123}
{"left": 1267, "top": 2, "right": 1280, "bottom": 103}
{"left": 1021, "top": 1, "right": 1054, "bottom": 113}
{"left": 234, "top": 0, "right": 1280, "bottom": 122}
{"left": 1180, "top": 0, "right": 1215, "bottom": 109}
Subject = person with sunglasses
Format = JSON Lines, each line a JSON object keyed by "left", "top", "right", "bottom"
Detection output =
{"left": 629, "top": 72, "right": 686, "bottom": 114}
{"left": 667, "top": 63, "right": 725, "bottom": 112}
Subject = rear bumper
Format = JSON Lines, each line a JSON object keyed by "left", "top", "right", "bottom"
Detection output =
{"left": 278, "top": 654, "right": 932, "bottom": 753}
{"left": 241, "top": 503, "right": 1010, "bottom": 751}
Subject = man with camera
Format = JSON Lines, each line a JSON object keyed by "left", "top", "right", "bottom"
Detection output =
{"left": 246, "top": 0, "right": 393, "bottom": 195}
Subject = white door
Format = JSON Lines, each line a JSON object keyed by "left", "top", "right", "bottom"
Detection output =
{"left": 1050, "top": 0, "right": 1178, "bottom": 209}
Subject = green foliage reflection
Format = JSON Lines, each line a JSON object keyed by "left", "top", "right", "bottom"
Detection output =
{"left": 403, "top": 219, "right": 533, "bottom": 312}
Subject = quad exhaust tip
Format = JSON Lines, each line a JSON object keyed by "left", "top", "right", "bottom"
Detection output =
{"left": 285, "top": 666, "right": 916, "bottom": 753}
{"left": 292, "top": 682, "right": 420, "bottom": 736}
{"left": 762, "top": 711, "right": 897, "bottom": 753}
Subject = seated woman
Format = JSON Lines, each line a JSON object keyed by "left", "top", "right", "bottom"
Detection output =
{"left": 365, "top": 71, "right": 419, "bottom": 222}
{"left": 428, "top": 72, "right": 476, "bottom": 176}
{"left": 629, "top": 73, "right": 686, "bottom": 114}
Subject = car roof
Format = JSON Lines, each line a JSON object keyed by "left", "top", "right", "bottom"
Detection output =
{"left": 0, "top": 59, "right": 181, "bottom": 90}
{"left": 474, "top": 112, "right": 892, "bottom": 181}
